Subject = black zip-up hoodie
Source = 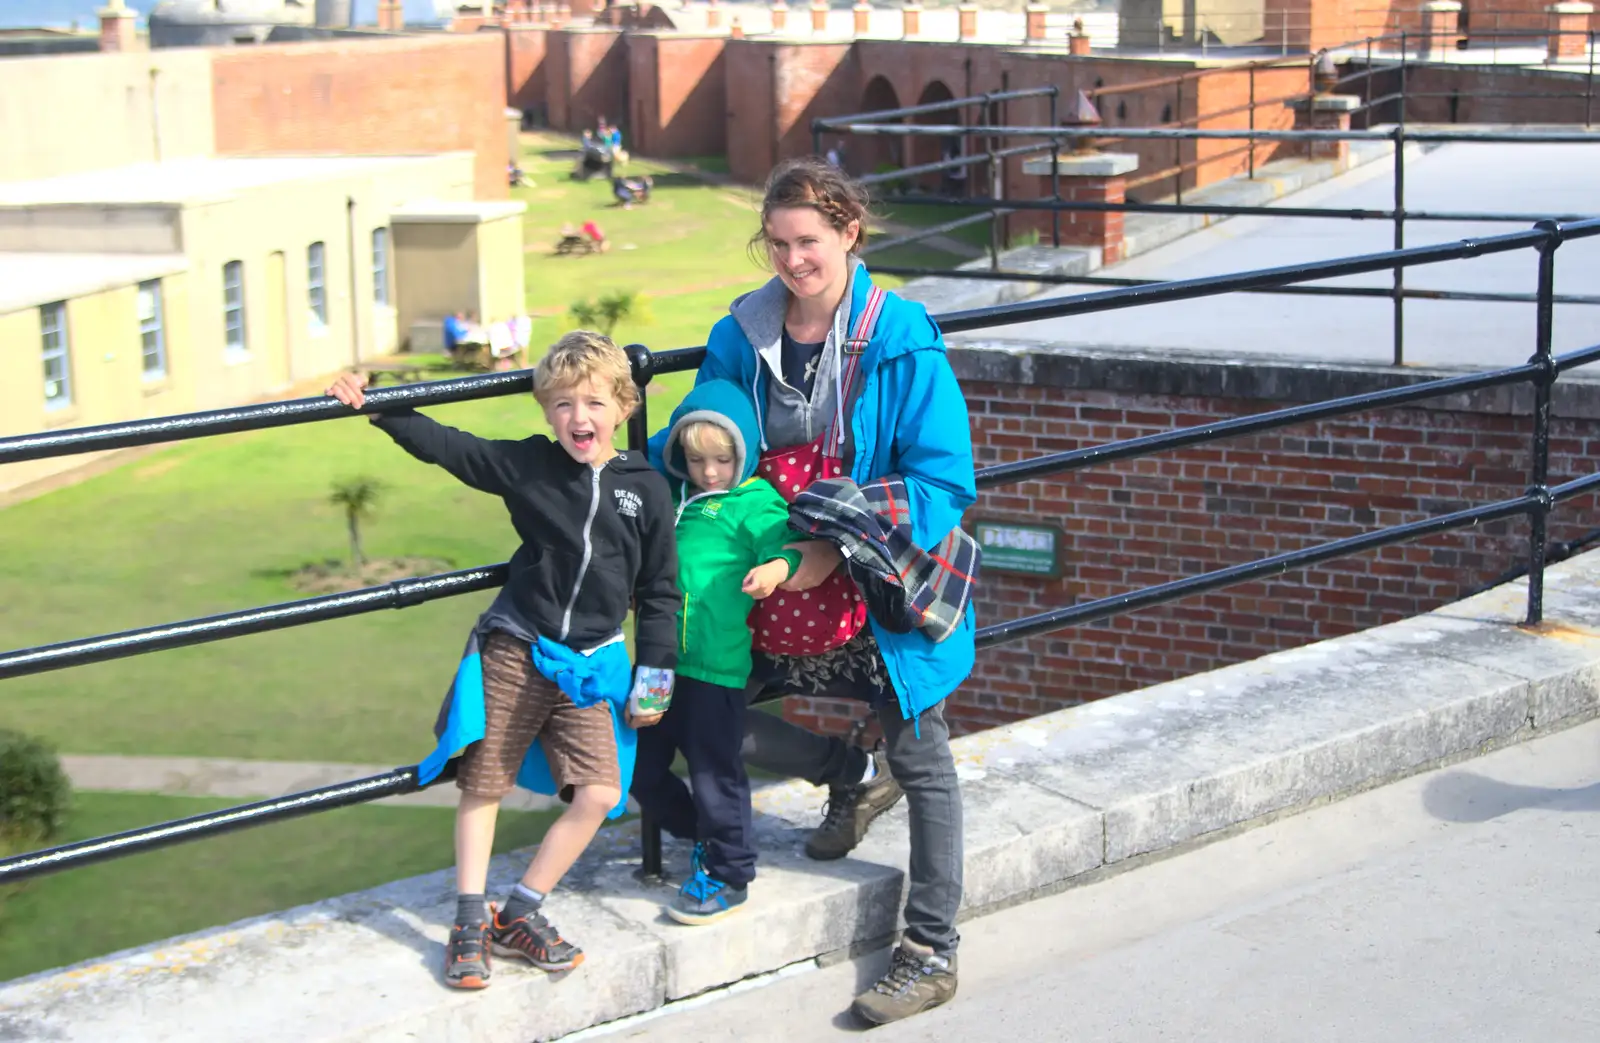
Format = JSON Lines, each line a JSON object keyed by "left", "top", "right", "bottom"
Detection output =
{"left": 372, "top": 409, "right": 680, "bottom": 671}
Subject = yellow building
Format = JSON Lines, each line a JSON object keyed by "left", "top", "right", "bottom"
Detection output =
{"left": 0, "top": 154, "right": 526, "bottom": 495}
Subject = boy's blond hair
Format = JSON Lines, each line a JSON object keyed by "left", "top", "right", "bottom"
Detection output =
{"left": 534, "top": 330, "right": 639, "bottom": 415}
{"left": 680, "top": 420, "right": 736, "bottom": 457}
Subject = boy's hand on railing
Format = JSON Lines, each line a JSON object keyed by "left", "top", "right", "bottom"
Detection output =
{"left": 741, "top": 559, "right": 791, "bottom": 600}
{"left": 627, "top": 666, "right": 674, "bottom": 728}
{"left": 779, "top": 540, "right": 844, "bottom": 592}
{"left": 325, "top": 372, "right": 370, "bottom": 410}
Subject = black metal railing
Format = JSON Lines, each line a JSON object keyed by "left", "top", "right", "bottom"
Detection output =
{"left": 3, "top": 217, "right": 1599, "bottom": 886}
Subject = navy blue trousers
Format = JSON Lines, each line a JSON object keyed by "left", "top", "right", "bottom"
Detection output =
{"left": 629, "top": 676, "right": 756, "bottom": 889}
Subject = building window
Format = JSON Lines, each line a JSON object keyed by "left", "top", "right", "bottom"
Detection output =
{"left": 308, "top": 241, "right": 327, "bottom": 331}
{"left": 138, "top": 280, "right": 166, "bottom": 378}
{"left": 371, "top": 227, "right": 390, "bottom": 307}
{"left": 41, "top": 301, "right": 71, "bottom": 410}
{"left": 223, "top": 260, "right": 247, "bottom": 355}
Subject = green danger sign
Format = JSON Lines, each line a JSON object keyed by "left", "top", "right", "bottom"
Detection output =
{"left": 974, "top": 520, "right": 1063, "bottom": 577}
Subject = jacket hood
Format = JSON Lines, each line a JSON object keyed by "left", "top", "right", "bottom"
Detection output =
{"left": 661, "top": 379, "right": 762, "bottom": 488}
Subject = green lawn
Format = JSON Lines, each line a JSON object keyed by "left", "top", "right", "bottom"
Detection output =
{"left": 0, "top": 792, "right": 559, "bottom": 983}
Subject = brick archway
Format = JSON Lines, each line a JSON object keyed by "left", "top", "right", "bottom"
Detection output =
{"left": 912, "top": 79, "right": 958, "bottom": 193}
{"left": 858, "top": 74, "right": 903, "bottom": 175}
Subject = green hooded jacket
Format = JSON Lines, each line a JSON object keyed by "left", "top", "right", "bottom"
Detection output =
{"left": 658, "top": 379, "right": 801, "bottom": 688}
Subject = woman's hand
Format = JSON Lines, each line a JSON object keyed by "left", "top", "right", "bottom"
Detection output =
{"left": 627, "top": 710, "right": 665, "bottom": 729}
{"left": 325, "top": 372, "right": 369, "bottom": 410}
{"left": 741, "top": 559, "right": 791, "bottom": 600}
{"left": 779, "top": 540, "right": 843, "bottom": 591}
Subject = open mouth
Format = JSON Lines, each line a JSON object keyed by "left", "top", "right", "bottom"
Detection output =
{"left": 570, "top": 431, "right": 597, "bottom": 450}
{"left": 787, "top": 266, "right": 818, "bottom": 281}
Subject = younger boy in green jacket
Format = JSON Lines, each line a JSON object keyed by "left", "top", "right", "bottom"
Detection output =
{"left": 632, "top": 379, "right": 800, "bottom": 924}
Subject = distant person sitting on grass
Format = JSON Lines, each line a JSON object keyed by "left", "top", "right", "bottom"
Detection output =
{"left": 612, "top": 175, "right": 653, "bottom": 209}
{"left": 323, "top": 332, "right": 681, "bottom": 991}
{"left": 443, "top": 311, "right": 487, "bottom": 358}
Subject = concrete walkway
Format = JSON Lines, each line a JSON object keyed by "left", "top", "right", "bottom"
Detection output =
{"left": 617, "top": 715, "right": 1600, "bottom": 1042}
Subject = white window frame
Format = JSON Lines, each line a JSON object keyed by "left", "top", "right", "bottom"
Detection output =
{"left": 223, "top": 260, "right": 247, "bottom": 357}
{"left": 138, "top": 279, "right": 167, "bottom": 379}
{"left": 371, "top": 227, "right": 390, "bottom": 307}
{"left": 307, "top": 241, "right": 328, "bottom": 331}
{"left": 41, "top": 301, "right": 71, "bottom": 410}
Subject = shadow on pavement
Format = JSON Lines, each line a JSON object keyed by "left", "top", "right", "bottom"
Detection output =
{"left": 1422, "top": 770, "right": 1600, "bottom": 823}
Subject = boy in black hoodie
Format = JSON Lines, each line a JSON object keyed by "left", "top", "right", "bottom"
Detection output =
{"left": 325, "top": 331, "right": 680, "bottom": 989}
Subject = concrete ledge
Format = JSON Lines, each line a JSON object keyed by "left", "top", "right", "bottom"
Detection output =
{"left": 8, "top": 551, "right": 1600, "bottom": 1040}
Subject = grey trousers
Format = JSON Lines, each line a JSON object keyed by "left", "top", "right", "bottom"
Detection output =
{"left": 743, "top": 702, "right": 964, "bottom": 957}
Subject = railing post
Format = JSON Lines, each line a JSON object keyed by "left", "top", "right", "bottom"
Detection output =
{"left": 1365, "top": 37, "right": 1373, "bottom": 115}
{"left": 1174, "top": 79, "right": 1184, "bottom": 204}
{"left": 1392, "top": 48, "right": 1408, "bottom": 367}
{"left": 1248, "top": 64, "right": 1256, "bottom": 179}
{"left": 988, "top": 147, "right": 1001, "bottom": 268}
{"left": 1525, "top": 221, "right": 1562, "bottom": 627}
{"left": 623, "top": 342, "right": 665, "bottom": 880}
{"left": 1049, "top": 88, "right": 1061, "bottom": 247}
{"left": 812, "top": 119, "right": 823, "bottom": 159}
{"left": 1586, "top": 30, "right": 1595, "bottom": 125}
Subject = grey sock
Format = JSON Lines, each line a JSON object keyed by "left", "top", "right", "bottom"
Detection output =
{"left": 501, "top": 883, "right": 545, "bottom": 922}
{"left": 455, "top": 893, "right": 488, "bottom": 926}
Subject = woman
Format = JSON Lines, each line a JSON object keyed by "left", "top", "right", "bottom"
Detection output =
{"left": 653, "top": 158, "right": 976, "bottom": 1025}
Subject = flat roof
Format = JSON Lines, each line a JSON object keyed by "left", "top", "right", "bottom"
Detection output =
{"left": 0, "top": 253, "right": 190, "bottom": 315}
{"left": 389, "top": 199, "right": 527, "bottom": 224}
{"left": 967, "top": 135, "right": 1600, "bottom": 370}
{"left": 0, "top": 154, "right": 470, "bottom": 208}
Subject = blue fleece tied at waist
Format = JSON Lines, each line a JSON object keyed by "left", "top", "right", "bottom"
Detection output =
{"left": 417, "top": 633, "right": 636, "bottom": 819}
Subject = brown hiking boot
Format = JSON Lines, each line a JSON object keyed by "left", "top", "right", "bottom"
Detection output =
{"left": 805, "top": 749, "right": 903, "bottom": 861}
{"left": 851, "top": 940, "right": 958, "bottom": 1025}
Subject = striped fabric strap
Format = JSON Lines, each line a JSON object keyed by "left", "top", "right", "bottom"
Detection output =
{"left": 826, "top": 287, "right": 887, "bottom": 458}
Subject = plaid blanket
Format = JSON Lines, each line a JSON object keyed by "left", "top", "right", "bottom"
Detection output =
{"left": 788, "top": 475, "right": 980, "bottom": 644}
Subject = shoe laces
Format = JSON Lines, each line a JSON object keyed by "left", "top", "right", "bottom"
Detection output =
{"left": 690, "top": 841, "right": 707, "bottom": 877}
{"left": 679, "top": 868, "right": 724, "bottom": 904}
{"left": 817, "top": 784, "right": 858, "bottom": 833}
{"left": 874, "top": 947, "right": 942, "bottom": 997}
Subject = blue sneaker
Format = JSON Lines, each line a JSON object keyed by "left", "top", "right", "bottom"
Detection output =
{"left": 667, "top": 866, "right": 748, "bottom": 925}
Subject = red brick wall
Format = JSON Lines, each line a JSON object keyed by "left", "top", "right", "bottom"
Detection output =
{"left": 781, "top": 347, "right": 1600, "bottom": 738}
{"left": 211, "top": 34, "right": 509, "bottom": 200}
{"left": 629, "top": 34, "right": 727, "bottom": 157}
{"left": 727, "top": 38, "right": 858, "bottom": 183}
{"left": 545, "top": 28, "right": 629, "bottom": 136}
{"left": 506, "top": 25, "right": 550, "bottom": 114}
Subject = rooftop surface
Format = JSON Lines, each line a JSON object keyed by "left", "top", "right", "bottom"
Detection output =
{"left": 0, "top": 155, "right": 466, "bottom": 207}
{"left": 967, "top": 138, "right": 1600, "bottom": 369}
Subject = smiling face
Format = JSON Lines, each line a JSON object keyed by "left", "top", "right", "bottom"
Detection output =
{"left": 763, "top": 205, "right": 859, "bottom": 305}
{"left": 541, "top": 378, "right": 626, "bottom": 466}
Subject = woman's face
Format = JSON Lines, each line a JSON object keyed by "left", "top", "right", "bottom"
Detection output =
{"left": 764, "top": 206, "right": 859, "bottom": 304}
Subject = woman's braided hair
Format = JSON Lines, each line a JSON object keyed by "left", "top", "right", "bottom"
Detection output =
{"left": 748, "top": 156, "right": 873, "bottom": 267}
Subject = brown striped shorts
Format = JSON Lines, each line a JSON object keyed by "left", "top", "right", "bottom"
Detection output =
{"left": 456, "top": 630, "right": 620, "bottom": 799}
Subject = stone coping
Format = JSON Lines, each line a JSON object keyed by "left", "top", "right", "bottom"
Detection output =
{"left": 6, "top": 546, "right": 1600, "bottom": 1041}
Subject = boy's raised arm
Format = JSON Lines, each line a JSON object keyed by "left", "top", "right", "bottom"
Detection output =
{"left": 631, "top": 475, "right": 682, "bottom": 672}
{"left": 326, "top": 372, "right": 529, "bottom": 496}
{"left": 370, "top": 409, "right": 528, "bottom": 497}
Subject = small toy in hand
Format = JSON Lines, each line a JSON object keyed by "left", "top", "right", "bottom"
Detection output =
{"left": 629, "top": 666, "right": 675, "bottom": 721}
